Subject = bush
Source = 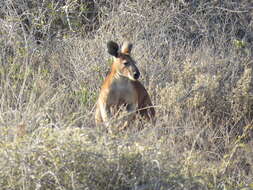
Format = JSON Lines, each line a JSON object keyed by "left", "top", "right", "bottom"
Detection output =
{"left": 0, "top": 0, "right": 253, "bottom": 189}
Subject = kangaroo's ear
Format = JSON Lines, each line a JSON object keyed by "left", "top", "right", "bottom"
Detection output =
{"left": 121, "top": 41, "right": 133, "bottom": 55}
{"left": 107, "top": 41, "right": 119, "bottom": 57}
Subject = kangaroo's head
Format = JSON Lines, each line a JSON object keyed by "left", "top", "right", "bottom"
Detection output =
{"left": 107, "top": 41, "right": 140, "bottom": 81}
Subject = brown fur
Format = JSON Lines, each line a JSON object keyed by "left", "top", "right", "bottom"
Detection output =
{"left": 95, "top": 41, "right": 155, "bottom": 129}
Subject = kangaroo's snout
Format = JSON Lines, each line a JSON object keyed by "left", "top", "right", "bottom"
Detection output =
{"left": 133, "top": 71, "right": 140, "bottom": 80}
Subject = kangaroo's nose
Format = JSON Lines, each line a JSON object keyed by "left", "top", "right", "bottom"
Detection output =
{"left": 133, "top": 71, "right": 140, "bottom": 80}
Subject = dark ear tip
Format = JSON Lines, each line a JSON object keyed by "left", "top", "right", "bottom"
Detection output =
{"left": 107, "top": 41, "right": 113, "bottom": 46}
{"left": 107, "top": 41, "right": 119, "bottom": 57}
{"left": 107, "top": 41, "right": 118, "bottom": 48}
{"left": 107, "top": 40, "right": 114, "bottom": 44}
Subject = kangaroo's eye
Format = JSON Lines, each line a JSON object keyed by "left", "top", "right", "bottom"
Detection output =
{"left": 124, "top": 62, "right": 130, "bottom": 66}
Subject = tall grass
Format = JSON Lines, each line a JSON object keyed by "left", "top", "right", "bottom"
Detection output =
{"left": 0, "top": 0, "right": 253, "bottom": 189}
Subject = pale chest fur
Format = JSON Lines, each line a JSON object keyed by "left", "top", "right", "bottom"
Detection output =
{"left": 106, "top": 77, "right": 137, "bottom": 106}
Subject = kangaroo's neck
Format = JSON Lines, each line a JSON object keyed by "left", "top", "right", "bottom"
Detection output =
{"left": 109, "top": 67, "right": 128, "bottom": 83}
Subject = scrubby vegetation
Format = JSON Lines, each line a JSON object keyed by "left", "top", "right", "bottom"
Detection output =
{"left": 0, "top": 0, "right": 253, "bottom": 189}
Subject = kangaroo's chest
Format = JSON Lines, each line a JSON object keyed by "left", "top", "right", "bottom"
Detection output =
{"left": 108, "top": 79, "right": 136, "bottom": 105}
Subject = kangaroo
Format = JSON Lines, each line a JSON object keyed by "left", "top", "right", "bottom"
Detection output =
{"left": 95, "top": 41, "right": 155, "bottom": 130}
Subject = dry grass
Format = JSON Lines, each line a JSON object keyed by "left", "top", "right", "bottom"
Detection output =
{"left": 0, "top": 0, "right": 253, "bottom": 189}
